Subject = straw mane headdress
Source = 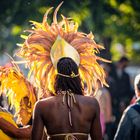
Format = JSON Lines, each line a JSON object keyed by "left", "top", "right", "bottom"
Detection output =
{"left": 17, "top": 2, "right": 110, "bottom": 96}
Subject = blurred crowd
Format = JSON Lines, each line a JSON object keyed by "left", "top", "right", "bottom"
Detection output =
{"left": 95, "top": 56, "right": 135, "bottom": 140}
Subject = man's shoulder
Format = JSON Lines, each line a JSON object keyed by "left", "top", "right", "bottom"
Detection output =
{"left": 124, "top": 104, "right": 140, "bottom": 118}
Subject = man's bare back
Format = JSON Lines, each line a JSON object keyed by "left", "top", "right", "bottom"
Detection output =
{"left": 32, "top": 94, "right": 102, "bottom": 140}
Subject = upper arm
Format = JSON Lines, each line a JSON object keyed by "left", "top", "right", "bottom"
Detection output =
{"left": 90, "top": 99, "right": 102, "bottom": 140}
{"left": 31, "top": 101, "right": 44, "bottom": 140}
{"left": 104, "top": 92, "right": 112, "bottom": 121}
{"left": 0, "top": 117, "right": 31, "bottom": 138}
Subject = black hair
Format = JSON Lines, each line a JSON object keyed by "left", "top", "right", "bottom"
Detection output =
{"left": 54, "top": 57, "right": 83, "bottom": 95}
{"left": 119, "top": 56, "right": 129, "bottom": 63}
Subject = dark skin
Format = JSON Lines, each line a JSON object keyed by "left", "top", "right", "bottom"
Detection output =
{"left": 32, "top": 94, "right": 102, "bottom": 140}
{"left": 0, "top": 117, "right": 47, "bottom": 140}
{"left": 0, "top": 117, "right": 31, "bottom": 139}
{"left": 0, "top": 97, "right": 32, "bottom": 139}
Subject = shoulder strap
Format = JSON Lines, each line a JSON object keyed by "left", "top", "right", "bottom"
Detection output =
{"left": 132, "top": 104, "right": 140, "bottom": 114}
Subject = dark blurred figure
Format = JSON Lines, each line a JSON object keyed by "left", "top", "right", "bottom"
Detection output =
{"left": 109, "top": 56, "right": 134, "bottom": 124}
{"left": 114, "top": 74, "right": 140, "bottom": 140}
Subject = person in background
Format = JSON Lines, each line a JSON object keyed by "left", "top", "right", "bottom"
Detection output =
{"left": 114, "top": 74, "right": 140, "bottom": 140}
{"left": 0, "top": 97, "right": 47, "bottom": 140}
{"left": 0, "top": 69, "right": 49, "bottom": 140}
{"left": 109, "top": 56, "right": 134, "bottom": 124}
{"left": 0, "top": 64, "right": 35, "bottom": 139}
{"left": 0, "top": 98, "right": 32, "bottom": 140}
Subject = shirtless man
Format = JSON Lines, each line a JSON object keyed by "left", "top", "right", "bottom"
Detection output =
{"left": 32, "top": 57, "right": 102, "bottom": 140}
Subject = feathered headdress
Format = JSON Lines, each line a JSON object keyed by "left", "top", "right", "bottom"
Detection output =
{"left": 16, "top": 2, "right": 110, "bottom": 96}
{"left": 0, "top": 63, "right": 36, "bottom": 125}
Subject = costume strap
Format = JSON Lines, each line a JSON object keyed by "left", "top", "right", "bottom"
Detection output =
{"left": 65, "top": 134, "right": 78, "bottom": 140}
{"left": 59, "top": 91, "right": 76, "bottom": 126}
{"left": 51, "top": 132, "right": 88, "bottom": 140}
{"left": 57, "top": 72, "right": 79, "bottom": 78}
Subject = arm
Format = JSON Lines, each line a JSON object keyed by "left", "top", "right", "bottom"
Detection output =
{"left": 90, "top": 99, "right": 102, "bottom": 140}
{"left": 104, "top": 92, "right": 112, "bottom": 122}
{"left": 31, "top": 101, "right": 44, "bottom": 140}
{"left": 0, "top": 117, "right": 31, "bottom": 138}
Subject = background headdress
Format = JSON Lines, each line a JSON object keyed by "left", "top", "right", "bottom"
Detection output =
{"left": 0, "top": 63, "right": 36, "bottom": 124}
{"left": 16, "top": 2, "right": 110, "bottom": 96}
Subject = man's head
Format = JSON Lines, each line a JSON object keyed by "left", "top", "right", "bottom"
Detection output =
{"left": 117, "top": 56, "right": 129, "bottom": 69}
{"left": 54, "top": 57, "right": 83, "bottom": 95}
{"left": 134, "top": 74, "right": 140, "bottom": 98}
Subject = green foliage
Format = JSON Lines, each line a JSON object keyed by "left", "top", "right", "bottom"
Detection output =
{"left": 0, "top": 0, "right": 140, "bottom": 63}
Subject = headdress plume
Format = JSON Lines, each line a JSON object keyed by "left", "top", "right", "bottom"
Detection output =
{"left": 16, "top": 2, "right": 110, "bottom": 96}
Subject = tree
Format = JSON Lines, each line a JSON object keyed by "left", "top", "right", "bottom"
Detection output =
{"left": 0, "top": 0, "right": 140, "bottom": 63}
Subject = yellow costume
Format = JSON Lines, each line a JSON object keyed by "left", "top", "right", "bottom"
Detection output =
{"left": 0, "top": 64, "right": 36, "bottom": 126}
{"left": 0, "top": 107, "right": 17, "bottom": 140}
